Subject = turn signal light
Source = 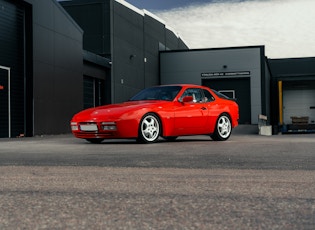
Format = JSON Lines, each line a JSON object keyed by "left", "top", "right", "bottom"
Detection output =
{"left": 70, "top": 122, "right": 79, "bottom": 131}
{"left": 101, "top": 122, "right": 117, "bottom": 131}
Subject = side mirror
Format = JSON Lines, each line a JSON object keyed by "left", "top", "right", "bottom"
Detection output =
{"left": 182, "top": 96, "right": 193, "bottom": 103}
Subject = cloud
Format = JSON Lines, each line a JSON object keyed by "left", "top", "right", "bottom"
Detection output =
{"left": 155, "top": 0, "right": 315, "bottom": 58}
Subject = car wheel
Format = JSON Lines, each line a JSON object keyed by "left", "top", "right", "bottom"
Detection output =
{"left": 211, "top": 113, "right": 232, "bottom": 141}
{"left": 138, "top": 113, "right": 161, "bottom": 143}
{"left": 86, "top": 138, "right": 104, "bottom": 144}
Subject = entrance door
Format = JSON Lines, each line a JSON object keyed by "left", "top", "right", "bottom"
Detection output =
{"left": 203, "top": 78, "right": 251, "bottom": 124}
{"left": 0, "top": 66, "right": 11, "bottom": 138}
{"left": 83, "top": 76, "right": 105, "bottom": 109}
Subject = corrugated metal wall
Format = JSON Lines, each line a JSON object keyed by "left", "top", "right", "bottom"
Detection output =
{"left": 61, "top": 0, "right": 189, "bottom": 104}
{"left": 0, "top": 0, "right": 25, "bottom": 137}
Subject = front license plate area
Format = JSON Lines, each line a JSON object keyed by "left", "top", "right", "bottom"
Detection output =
{"left": 80, "top": 124, "right": 98, "bottom": 131}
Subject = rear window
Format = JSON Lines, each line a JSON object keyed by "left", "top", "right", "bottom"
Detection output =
{"left": 212, "top": 89, "right": 232, "bottom": 100}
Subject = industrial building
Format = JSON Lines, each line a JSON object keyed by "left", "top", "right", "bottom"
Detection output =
{"left": 61, "top": 0, "right": 188, "bottom": 103}
{"left": 0, "top": 0, "right": 187, "bottom": 138}
{"left": 1, "top": 0, "right": 83, "bottom": 138}
{"left": 160, "top": 48, "right": 315, "bottom": 133}
{"left": 0, "top": 0, "right": 314, "bottom": 138}
{"left": 269, "top": 57, "right": 315, "bottom": 133}
{"left": 160, "top": 46, "right": 271, "bottom": 125}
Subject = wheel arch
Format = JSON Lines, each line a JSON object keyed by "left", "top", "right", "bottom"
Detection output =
{"left": 140, "top": 111, "right": 175, "bottom": 138}
{"left": 218, "top": 111, "right": 236, "bottom": 128}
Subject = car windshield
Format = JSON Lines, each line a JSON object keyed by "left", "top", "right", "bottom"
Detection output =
{"left": 130, "top": 86, "right": 182, "bottom": 101}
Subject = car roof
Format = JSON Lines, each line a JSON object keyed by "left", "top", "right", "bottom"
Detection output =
{"left": 155, "top": 84, "right": 209, "bottom": 89}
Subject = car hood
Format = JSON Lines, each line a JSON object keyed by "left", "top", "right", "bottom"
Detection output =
{"left": 72, "top": 100, "right": 170, "bottom": 121}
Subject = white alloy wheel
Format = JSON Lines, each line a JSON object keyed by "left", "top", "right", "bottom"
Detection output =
{"left": 139, "top": 113, "right": 160, "bottom": 143}
{"left": 211, "top": 114, "right": 232, "bottom": 141}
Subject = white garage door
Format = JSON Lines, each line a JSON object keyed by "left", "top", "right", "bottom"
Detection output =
{"left": 283, "top": 89, "right": 315, "bottom": 124}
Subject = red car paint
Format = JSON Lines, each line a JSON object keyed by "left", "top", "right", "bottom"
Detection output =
{"left": 70, "top": 84, "right": 239, "bottom": 143}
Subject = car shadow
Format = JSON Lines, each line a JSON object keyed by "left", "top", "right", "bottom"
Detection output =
{"left": 80, "top": 136, "right": 214, "bottom": 145}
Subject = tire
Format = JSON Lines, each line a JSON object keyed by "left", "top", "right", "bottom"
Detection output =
{"left": 211, "top": 113, "right": 232, "bottom": 141}
{"left": 138, "top": 113, "right": 161, "bottom": 143}
{"left": 163, "top": 136, "right": 178, "bottom": 142}
{"left": 86, "top": 138, "right": 104, "bottom": 144}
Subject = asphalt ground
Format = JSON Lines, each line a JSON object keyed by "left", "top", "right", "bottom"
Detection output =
{"left": 1, "top": 128, "right": 315, "bottom": 229}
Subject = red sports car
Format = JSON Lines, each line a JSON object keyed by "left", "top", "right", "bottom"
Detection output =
{"left": 70, "top": 84, "right": 239, "bottom": 143}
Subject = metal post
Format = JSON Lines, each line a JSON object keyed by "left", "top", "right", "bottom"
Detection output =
{"left": 278, "top": 80, "right": 283, "bottom": 125}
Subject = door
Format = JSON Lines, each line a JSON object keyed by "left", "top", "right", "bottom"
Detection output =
{"left": 283, "top": 86, "right": 315, "bottom": 124}
{"left": 0, "top": 66, "right": 10, "bottom": 138}
{"left": 83, "top": 76, "right": 106, "bottom": 109}
{"left": 174, "top": 88, "right": 208, "bottom": 135}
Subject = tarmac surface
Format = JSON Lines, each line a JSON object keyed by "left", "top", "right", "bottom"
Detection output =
{"left": 1, "top": 126, "right": 315, "bottom": 229}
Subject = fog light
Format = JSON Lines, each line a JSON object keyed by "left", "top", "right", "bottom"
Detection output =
{"left": 101, "top": 122, "right": 117, "bottom": 131}
{"left": 71, "top": 122, "right": 79, "bottom": 131}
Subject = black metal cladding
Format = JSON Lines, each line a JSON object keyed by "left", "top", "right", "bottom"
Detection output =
{"left": 0, "top": 0, "right": 25, "bottom": 137}
{"left": 0, "top": 69, "right": 9, "bottom": 137}
{"left": 61, "top": 1, "right": 111, "bottom": 56}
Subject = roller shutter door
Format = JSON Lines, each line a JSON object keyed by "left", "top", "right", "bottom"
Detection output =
{"left": 283, "top": 88, "right": 315, "bottom": 124}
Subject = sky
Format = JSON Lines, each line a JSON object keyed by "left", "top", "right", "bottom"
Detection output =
{"left": 124, "top": 0, "right": 212, "bottom": 11}
{"left": 124, "top": 0, "right": 315, "bottom": 59}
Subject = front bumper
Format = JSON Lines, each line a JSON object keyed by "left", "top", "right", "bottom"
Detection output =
{"left": 71, "top": 121, "right": 119, "bottom": 139}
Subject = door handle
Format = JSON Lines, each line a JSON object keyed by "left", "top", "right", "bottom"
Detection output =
{"left": 201, "top": 107, "right": 207, "bottom": 110}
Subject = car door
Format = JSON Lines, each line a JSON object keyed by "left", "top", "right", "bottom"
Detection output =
{"left": 202, "top": 88, "right": 220, "bottom": 133}
{"left": 174, "top": 88, "right": 208, "bottom": 135}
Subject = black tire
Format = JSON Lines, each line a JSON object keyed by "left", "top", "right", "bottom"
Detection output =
{"left": 163, "top": 136, "right": 178, "bottom": 142}
{"left": 86, "top": 138, "right": 104, "bottom": 144}
{"left": 211, "top": 113, "right": 232, "bottom": 141}
{"left": 138, "top": 113, "right": 161, "bottom": 143}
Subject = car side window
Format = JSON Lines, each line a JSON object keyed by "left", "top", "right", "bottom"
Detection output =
{"left": 202, "top": 89, "right": 215, "bottom": 102}
{"left": 180, "top": 88, "right": 204, "bottom": 103}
